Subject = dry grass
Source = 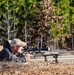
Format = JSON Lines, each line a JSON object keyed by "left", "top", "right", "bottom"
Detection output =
{"left": 0, "top": 46, "right": 3, "bottom": 51}
{"left": 0, "top": 60, "right": 74, "bottom": 75}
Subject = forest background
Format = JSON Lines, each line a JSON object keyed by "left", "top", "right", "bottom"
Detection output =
{"left": 0, "top": 0, "right": 74, "bottom": 50}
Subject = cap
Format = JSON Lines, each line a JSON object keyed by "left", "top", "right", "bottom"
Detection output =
{"left": 11, "top": 38, "right": 27, "bottom": 47}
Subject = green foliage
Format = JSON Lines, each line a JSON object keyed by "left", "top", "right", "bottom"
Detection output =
{"left": 0, "top": 0, "right": 74, "bottom": 45}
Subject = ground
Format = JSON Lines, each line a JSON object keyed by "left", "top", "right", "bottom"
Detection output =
{"left": 0, "top": 59, "right": 74, "bottom": 75}
{"left": 0, "top": 46, "right": 3, "bottom": 51}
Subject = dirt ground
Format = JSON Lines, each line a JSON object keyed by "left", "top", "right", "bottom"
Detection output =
{"left": 0, "top": 46, "right": 3, "bottom": 51}
{"left": 0, "top": 60, "right": 74, "bottom": 75}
